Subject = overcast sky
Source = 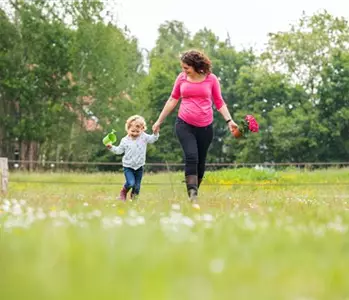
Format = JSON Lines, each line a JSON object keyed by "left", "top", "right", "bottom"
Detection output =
{"left": 112, "top": 0, "right": 349, "bottom": 52}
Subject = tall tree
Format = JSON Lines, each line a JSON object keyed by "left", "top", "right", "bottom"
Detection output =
{"left": 0, "top": 0, "right": 145, "bottom": 169}
{"left": 317, "top": 50, "right": 349, "bottom": 161}
{"left": 0, "top": 8, "right": 21, "bottom": 157}
{"left": 263, "top": 11, "right": 349, "bottom": 99}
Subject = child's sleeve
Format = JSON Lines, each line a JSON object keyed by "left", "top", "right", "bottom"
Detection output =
{"left": 144, "top": 132, "right": 159, "bottom": 144}
{"left": 109, "top": 138, "right": 126, "bottom": 154}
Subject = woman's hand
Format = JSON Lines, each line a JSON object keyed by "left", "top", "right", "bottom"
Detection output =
{"left": 152, "top": 120, "right": 161, "bottom": 134}
{"left": 227, "top": 120, "right": 238, "bottom": 134}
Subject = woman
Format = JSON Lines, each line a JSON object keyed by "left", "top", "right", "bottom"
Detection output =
{"left": 152, "top": 49, "right": 238, "bottom": 203}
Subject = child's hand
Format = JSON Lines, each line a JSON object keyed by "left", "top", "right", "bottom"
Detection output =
{"left": 106, "top": 144, "right": 112, "bottom": 149}
{"left": 152, "top": 120, "right": 161, "bottom": 134}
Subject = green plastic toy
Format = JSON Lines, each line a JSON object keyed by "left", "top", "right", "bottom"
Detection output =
{"left": 102, "top": 129, "right": 117, "bottom": 146}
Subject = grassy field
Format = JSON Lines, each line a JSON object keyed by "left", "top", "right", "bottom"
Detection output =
{"left": 1, "top": 168, "right": 349, "bottom": 300}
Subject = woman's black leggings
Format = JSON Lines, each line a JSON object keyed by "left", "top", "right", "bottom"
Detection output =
{"left": 175, "top": 117, "right": 213, "bottom": 179}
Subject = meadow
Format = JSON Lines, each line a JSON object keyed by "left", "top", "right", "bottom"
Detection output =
{"left": 1, "top": 167, "right": 349, "bottom": 300}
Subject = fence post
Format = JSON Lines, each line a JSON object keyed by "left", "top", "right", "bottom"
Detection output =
{"left": 0, "top": 157, "right": 9, "bottom": 194}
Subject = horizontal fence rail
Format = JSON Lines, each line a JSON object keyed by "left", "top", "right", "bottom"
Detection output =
{"left": 8, "top": 180, "right": 349, "bottom": 186}
{"left": 7, "top": 160, "right": 349, "bottom": 167}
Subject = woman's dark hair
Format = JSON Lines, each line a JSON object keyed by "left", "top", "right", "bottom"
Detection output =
{"left": 180, "top": 50, "right": 212, "bottom": 74}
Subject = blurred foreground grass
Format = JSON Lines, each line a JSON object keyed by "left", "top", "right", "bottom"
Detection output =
{"left": 1, "top": 168, "right": 349, "bottom": 300}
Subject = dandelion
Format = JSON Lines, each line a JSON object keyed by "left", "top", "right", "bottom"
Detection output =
{"left": 192, "top": 203, "right": 200, "bottom": 210}
{"left": 171, "top": 204, "right": 181, "bottom": 211}
{"left": 49, "top": 211, "right": 58, "bottom": 218}
{"left": 91, "top": 210, "right": 102, "bottom": 218}
{"left": 209, "top": 258, "right": 225, "bottom": 273}
{"left": 200, "top": 214, "right": 215, "bottom": 223}
{"left": 36, "top": 209, "right": 47, "bottom": 220}
{"left": 181, "top": 216, "right": 195, "bottom": 228}
{"left": 136, "top": 216, "right": 145, "bottom": 225}
{"left": 12, "top": 204, "right": 22, "bottom": 216}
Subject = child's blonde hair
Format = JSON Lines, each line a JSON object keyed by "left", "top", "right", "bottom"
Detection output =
{"left": 125, "top": 115, "right": 147, "bottom": 131}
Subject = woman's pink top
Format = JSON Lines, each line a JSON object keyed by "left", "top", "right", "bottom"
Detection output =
{"left": 170, "top": 72, "right": 226, "bottom": 127}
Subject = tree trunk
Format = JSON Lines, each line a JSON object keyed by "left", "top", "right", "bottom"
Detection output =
{"left": 28, "top": 141, "right": 40, "bottom": 171}
{"left": 20, "top": 140, "right": 29, "bottom": 170}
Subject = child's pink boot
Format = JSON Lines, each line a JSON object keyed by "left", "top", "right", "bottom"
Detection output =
{"left": 118, "top": 187, "right": 128, "bottom": 201}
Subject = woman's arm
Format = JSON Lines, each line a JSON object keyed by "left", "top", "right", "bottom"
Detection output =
{"left": 218, "top": 104, "right": 239, "bottom": 135}
{"left": 211, "top": 74, "right": 238, "bottom": 130}
{"left": 156, "top": 97, "right": 178, "bottom": 124}
{"left": 152, "top": 97, "right": 179, "bottom": 133}
{"left": 218, "top": 104, "right": 238, "bottom": 127}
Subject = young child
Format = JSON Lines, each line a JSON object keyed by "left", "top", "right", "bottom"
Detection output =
{"left": 106, "top": 115, "right": 159, "bottom": 201}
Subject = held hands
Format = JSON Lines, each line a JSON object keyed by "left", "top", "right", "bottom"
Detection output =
{"left": 152, "top": 120, "right": 161, "bottom": 134}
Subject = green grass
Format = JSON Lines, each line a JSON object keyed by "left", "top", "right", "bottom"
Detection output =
{"left": 1, "top": 168, "right": 349, "bottom": 300}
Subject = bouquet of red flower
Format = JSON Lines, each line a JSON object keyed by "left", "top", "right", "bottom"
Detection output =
{"left": 232, "top": 115, "right": 259, "bottom": 138}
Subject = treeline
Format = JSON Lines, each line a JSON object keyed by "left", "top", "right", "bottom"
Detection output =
{"left": 0, "top": 0, "right": 348, "bottom": 170}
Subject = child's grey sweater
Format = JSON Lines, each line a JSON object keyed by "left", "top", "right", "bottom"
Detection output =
{"left": 109, "top": 132, "right": 159, "bottom": 170}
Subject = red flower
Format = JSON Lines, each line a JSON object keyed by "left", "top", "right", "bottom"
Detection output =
{"left": 233, "top": 114, "right": 259, "bottom": 138}
{"left": 245, "top": 115, "right": 259, "bottom": 132}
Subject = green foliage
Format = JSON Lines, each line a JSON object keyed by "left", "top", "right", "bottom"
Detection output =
{"left": 317, "top": 51, "right": 349, "bottom": 161}
{"left": 263, "top": 10, "right": 349, "bottom": 97}
{"left": 0, "top": 5, "right": 348, "bottom": 166}
{"left": 0, "top": 0, "right": 144, "bottom": 165}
